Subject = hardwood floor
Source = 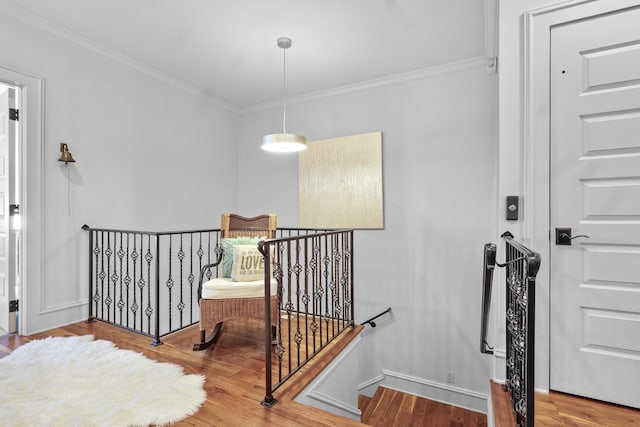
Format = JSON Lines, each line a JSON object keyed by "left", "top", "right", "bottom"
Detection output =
{"left": 491, "top": 380, "right": 640, "bottom": 427}
{"left": 360, "top": 387, "right": 487, "bottom": 426}
{"left": 1, "top": 320, "right": 365, "bottom": 426}
{"left": 4, "top": 323, "right": 638, "bottom": 426}
{"left": 536, "top": 391, "right": 640, "bottom": 426}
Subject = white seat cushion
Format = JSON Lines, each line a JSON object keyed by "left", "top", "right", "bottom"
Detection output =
{"left": 201, "top": 277, "right": 276, "bottom": 300}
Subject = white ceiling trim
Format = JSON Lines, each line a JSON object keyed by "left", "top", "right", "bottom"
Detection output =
{"left": 4, "top": 2, "right": 237, "bottom": 112}
{"left": 5, "top": 2, "right": 490, "bottom": 116}
{"left": 241, "top": 56, "right": 488, "bottom": 114}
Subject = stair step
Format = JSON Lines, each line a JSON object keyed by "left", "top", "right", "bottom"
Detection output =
{"left": 490, "top": 380, "right": 515, "bottom": 427}
{"left": 361, "top": 386, "right": 487, "bottom": 426}
{"left": 358, "top": 394, "right": 372, "bottom": 418}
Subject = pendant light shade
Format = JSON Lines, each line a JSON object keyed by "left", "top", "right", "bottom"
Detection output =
{"left": 262, "top": 37, "right": 307, "bottom": 153}
{"left": 261, "top": 133, "right": 307, "bottom": 152}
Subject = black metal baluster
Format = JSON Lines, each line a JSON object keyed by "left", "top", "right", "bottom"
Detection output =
{"left": 188, "top": 233, "right": 195, "bottom": 324}
{"left": 311, "top": 236, "right": 320, "bottom": 354}
{"left": 117, "top": 233, "right": 124, "bottom": 326}
{"left": 93, "top": 230, "right": 101, "bottom": 321}
{"left": 138, "top": 235, "right": 145, "bottom": 330}
{"left": 338, "top": 234, "right": 343, "bottom": 330}
{"left": 294, "top": 239, "right": 302, "bottom": 367}
{"left": 106, "top": 232, "right": 113, "bottom": 322}
{"left": 348, "top": 230, "right": 356, "bottom": 328}
{"left": 131, "top": 234, "right": 139, "bottom": 330}
{"left": 275, "top": 241, "right": 284, "bottom": 383}
{"left": 124, "top": 233, "right": 131, "bottom": 328}
{"left": 166, "top": 235, "right": 173, "bottom": 333}
{"left": 197, "top": 233, "right": 204, "bottom": 286}
{"left": 322, "top": 233, "right": 330, "bottom": 345}
{"left": 331, "top": 233, "right": 338, "bottom": 338}
{"left": 285, "top": 240, "right": 292, "bottom": 375}
{"left": 303, "top": 237, "right": 310, "bottom": 361}
{"left": 178, "top": 234, "right": 186, "bottom": 328}
{"left": 145, "top": 235, "right": 153, "bottom": 335}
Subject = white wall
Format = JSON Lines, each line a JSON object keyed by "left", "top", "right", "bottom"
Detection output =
{"left": 238, "top": 58, "right": 498, "bottom": 409}
{"left": 0, "top": 5, "right": 238, "bottom": 334}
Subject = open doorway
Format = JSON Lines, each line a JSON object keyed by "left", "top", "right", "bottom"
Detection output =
{"left": 0, "top": 81, "right": 21, "bottom": 337}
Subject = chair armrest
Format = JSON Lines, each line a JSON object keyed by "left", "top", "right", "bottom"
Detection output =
{"left": 197, "top": 251, "right": 223, "bottom": 301}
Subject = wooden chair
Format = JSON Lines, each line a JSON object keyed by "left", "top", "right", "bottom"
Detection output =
{"left": 193, "top": 213, "right": 278, "bottom": 351}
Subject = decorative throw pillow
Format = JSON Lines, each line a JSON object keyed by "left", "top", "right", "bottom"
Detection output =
{"left": 231, "top": 245, "right": 265, "bottom": 282}
{"left": 220, "top": 236, "right": 266, "bottom": 278}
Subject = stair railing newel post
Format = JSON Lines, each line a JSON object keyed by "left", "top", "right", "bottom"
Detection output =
{"left": 350, "top": 230, "right": 355, "bottom": 327}
{"left": 82, "top": 225, "right": 96, "bottom": 323}
{"left": 525, "top": 251, "right": 540, "bottom": 427}
{"left": 259, "top": 239, "right": 276, "bottom": 408}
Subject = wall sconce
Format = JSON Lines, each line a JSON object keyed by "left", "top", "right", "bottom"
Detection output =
{"left": 58, "top": 143, "right": 76, "bottom": 164}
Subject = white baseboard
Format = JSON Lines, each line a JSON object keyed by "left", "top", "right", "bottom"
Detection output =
{"left": 357, "top": 374, "right": 385, "bottom": 397}
{"left": 358, "top": 370, "right": 488, "bottom": 414}
{"left": 294, "top": 335, "right": 363, "bottom": 420}
{"left": 304, "top": 391, "right": 361, "bottom": 419}
{"left": 493, "top": 348, "right": 506, "bottom": 383}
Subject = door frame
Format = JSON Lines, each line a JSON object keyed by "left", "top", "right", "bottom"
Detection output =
{"left": 522, "top": 0, "right": 640, "bottom": 393}
{"left": 0, "top": 64, "right": 44, "bottom": 336}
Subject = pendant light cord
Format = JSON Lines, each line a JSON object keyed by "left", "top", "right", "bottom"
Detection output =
{"left": 282, "top": 45, "right": 287, "bottom": 134}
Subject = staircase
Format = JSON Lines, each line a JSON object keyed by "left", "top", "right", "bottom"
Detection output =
{"left": 359, "top": 386, "right": 487, "bottom": 426}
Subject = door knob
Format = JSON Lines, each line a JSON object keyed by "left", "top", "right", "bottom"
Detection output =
{"left": 555, "top": 228, "right": 590, "bottom": 245}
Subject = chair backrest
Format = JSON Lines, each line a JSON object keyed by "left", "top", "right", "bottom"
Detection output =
{"left": 217, "top": 213, "right": 277, "bottom": 280}
{"left": 221, "top": 213, "right": 277, "bottom": 239}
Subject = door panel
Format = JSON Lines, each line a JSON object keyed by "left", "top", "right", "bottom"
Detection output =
{"left": 550, "top": 7, "right": 640, "bottom": 408}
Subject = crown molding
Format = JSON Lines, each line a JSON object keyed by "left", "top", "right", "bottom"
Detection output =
{"left": 241, "top": 56, "right": 488, "bottom": 114}
{"left": 3, "top": 2, "right": 237, "bottom": 112}
{"left": 3, "top": 2, "right": 489, "bottom": 116}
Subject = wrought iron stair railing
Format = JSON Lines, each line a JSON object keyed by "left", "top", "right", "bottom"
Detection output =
{"left": 82, "top": 225, "right": 356, "bottom": 407}
{"left": 481, "top": 231, "right": 541, "bottom": 427}
{"left": 82, "top": 225, "right": 221, "bottom": 344}
{"left": 258, "top": 229, "right": 355, "bottom": 407}
{"left": 360, "top": 307, "right": 391, "bottom": 328}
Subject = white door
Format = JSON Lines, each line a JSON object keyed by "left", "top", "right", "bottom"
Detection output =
{"left": 0, "top": 85, "right": 12, "bottom": 333}
{"left": 550, "top": 7, "right": 640, "bottom": 409}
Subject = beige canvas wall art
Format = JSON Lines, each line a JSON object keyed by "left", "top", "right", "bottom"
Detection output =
{"left": 299, "top": 131, "right": 384, "bottom": 229}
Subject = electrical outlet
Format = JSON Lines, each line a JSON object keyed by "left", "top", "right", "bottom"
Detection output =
{"left": 446, "top": 371, "right": 455, "bottom": 384}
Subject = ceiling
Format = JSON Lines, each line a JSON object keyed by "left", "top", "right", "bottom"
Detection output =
{"left": 7, "top": 0, "right": 489, "bottom": 111}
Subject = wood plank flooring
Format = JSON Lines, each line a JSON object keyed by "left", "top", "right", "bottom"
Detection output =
{"left": 491, "top": 380, "right": 640, "bottom": 426}
{"left": 0, "top": 320, "right": 365, "bottom": 426}
{"left": 359, "top": 387, "right": 487, "bottom": 427}
{"left": 4, "top": 324, "right": 639, "bottom": 426}
{"left": 536, "top": 390, "right": 640, "bottom": 426}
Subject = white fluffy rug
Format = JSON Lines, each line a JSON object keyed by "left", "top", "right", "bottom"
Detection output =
{"left": 0, "top": 335, "right": 206, "bottom": 427}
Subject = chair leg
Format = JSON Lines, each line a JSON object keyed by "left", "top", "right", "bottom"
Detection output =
{"left": 271, "top": 325, "right": 277, "bottom": 345}
{"left": 193, "top": 322, "right": 223, "bottom": 351}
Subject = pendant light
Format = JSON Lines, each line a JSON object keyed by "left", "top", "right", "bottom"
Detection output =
{"left": 262, "top": 37, "right": 307, "bottom": 153}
